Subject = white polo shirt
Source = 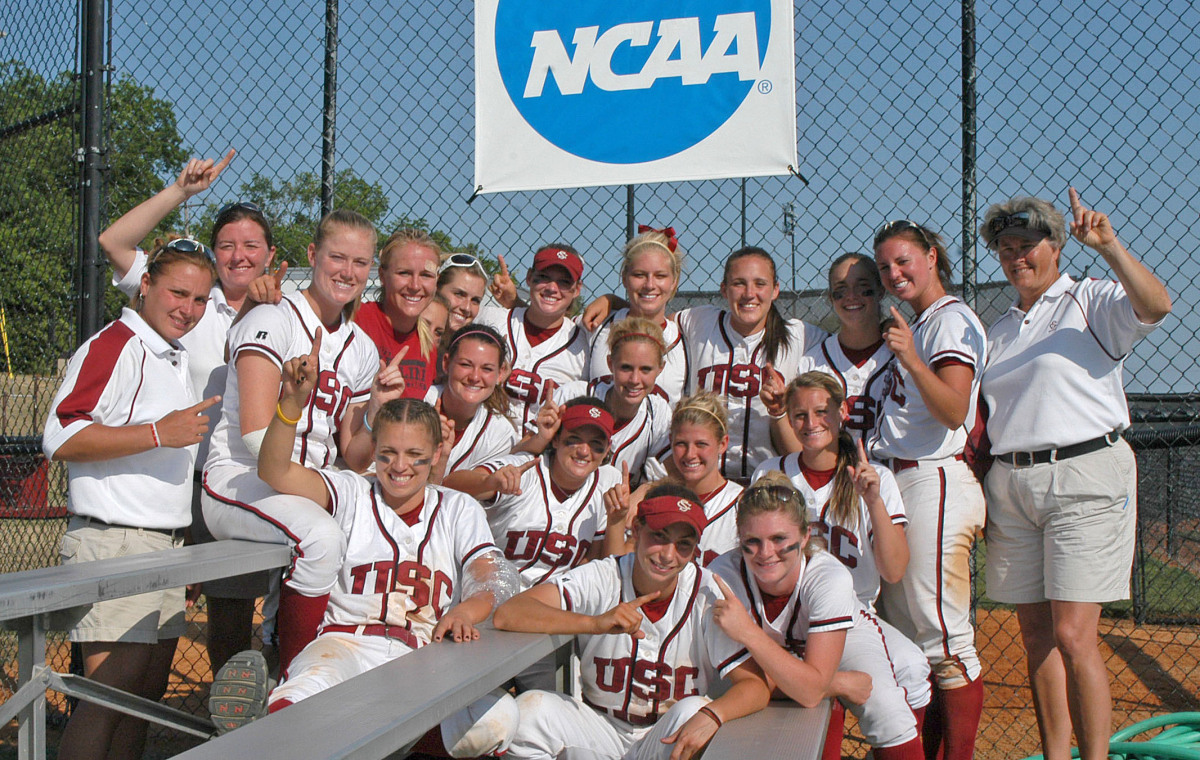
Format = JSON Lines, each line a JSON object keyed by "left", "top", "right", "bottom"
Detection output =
{"left": 115, "top": 249, "right": 237, "bottom": 469}
{"left": 982, "top": 274, "right": 1161, "bottom": 454}
{"left": 43, "top": 309, "right": 198, "bottom": 528}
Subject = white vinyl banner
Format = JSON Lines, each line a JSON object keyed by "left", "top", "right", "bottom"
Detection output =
{"left": 474, "top": 0, "right": 797, "bottom": 194}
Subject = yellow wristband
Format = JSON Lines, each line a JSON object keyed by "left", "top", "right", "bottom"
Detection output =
{"left": 275, "top": 403, "right": 301, "bottom": 426}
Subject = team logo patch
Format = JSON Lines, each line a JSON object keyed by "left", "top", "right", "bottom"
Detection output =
{"left": 589, "top": 408, "right": 602, "bottom": 418}
{"left": 557, "top": 250, "right": 568, "bottom": 260}
{"left": 494, "top": 0, "right": 772, "bottom": 164}
{"left": 677, "top": 499, "right": 691, "bottom": 512}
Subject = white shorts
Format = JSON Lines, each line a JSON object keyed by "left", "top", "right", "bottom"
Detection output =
{"left": 878, "top": 459, "right": 984, "bottom": 689}
{"left": 984, "top": 439, "right": 1137, "bottom": 604}
{"left": 507, "top": 690, "right": 710, "bottom": 760}
{"left": 202, "top": 464, "right": 344, "bottom": 597}
{"left": 59, "top": 518, "right": 186, "bottom": 644}
{"left": 840, "top": 611, "right": 924, "bottom": 748}
{"left": 189, "top": 472, "right": 271, "bottom": 599}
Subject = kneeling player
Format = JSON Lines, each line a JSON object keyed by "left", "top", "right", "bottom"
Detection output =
{"left": 211, "top": 354, "right": 519, "bottom": 757}
{"left": 492, "top": 483, "right": 771, "bottom": 760}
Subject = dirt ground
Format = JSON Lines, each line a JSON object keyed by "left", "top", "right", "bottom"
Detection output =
{"left": 5, "top": 605, "right": 1199, "bottom": 759}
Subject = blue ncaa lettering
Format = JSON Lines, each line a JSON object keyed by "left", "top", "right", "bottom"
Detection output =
{"left": 494, "top": 0, "right": 771, "bottom": 164}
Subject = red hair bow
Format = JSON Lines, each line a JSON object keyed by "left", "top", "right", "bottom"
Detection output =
{"left": 637, "top": 224, "right": 678, "bottom": 253}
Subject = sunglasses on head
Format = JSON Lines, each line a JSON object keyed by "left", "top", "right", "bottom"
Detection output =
{"left": 150, "top": 237, "right": 215, "bottom": 266}
{"left": 216, "top": 200, "right": 262, "bottom": 217}
{"left": 438, "top": 252, "right": 487, "bottom": 278}
{"left": 985, "top": 211, "right": 1032, "bottom": 240}
{"left": 747, "top": 483, "right": 802, "bottom": 504}
{"left": 874, "top": 219, "right": 934, "bottom": 249}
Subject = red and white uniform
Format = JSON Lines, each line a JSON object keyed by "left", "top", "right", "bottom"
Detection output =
{"left": 113, "top": 250, "right": 233, "bottom": 471}
{"left": 797, "top": 335, "right": 892, "bottom": 444}
{"left": 695, "top": 481, "right": 743, "bottom": 568}
{"left": 710, "top": 550, "right": 920, "bottom": 748}
{"left": 355, "top": 300, "right": 436, "bottom": 399}
{"left": 202, "top": 294, "right": 378, "bottom": 596}
{"left": 475, "top": 306, "right": 588, "bottom": 432}
{"left": 423, "top": 385, "right": 518, "bottom": 476}
{"left": 678, "top": 305, "right": 825, "bottom": 481}
{"left": 477, "top": 453, "right": 620, "bottom": 589}
{"left": 585, "top": 308, "right": 689, "bottom": 402}
{"left": 750, "top": 455, "right": 932, "bottom": 711}
{"left": 43, "top": 308, "right": 197, "bottom": 528}
{"left": 269, "top": 477, "right": 500, "bottom": 705}
{"left": 865, "top": 295, "right": 987, "bottom": 690}
{"left": 505, "top": 555, "right": 750, "bottom": 760}
{"left": 549, "top": 380, "right": 671, "bottom": 484}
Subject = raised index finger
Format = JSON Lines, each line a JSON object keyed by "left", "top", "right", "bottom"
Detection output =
{"left": 712, "top": 573, "right": 735, "bottom": 600}
{"left": 1068, "top": 186, "right": 1084, "bottom": 222}
{"left": 497, "top": 253, "right": 509, "bottom": 277}
{"left": 212, "top": 148, "right": 236, "bottom": 177}
{"left": 309, "top": 327, "right": 323, "bottom": 357}
{"left": 632, "top": 590, "right": 661, "bottom": 607}
{"left": 622, "top": 460, "right": 631, "bottom": 487}
{"left": 273, "top": 260, "right": 289, "bottom": 286}
{"left": 888, "top": 306, "right": 909, "bottom": 329}
{"left": 855, "top": 436, "right": 869, "bottom": 464}
{"left": 388, "top": 344, "right": 410, "bottom": 371}
{"left": 518, "top": 457, "right": 539, "bottom": 473}
{"left": 189, "top": 395, "right": 222, "bottom": 413}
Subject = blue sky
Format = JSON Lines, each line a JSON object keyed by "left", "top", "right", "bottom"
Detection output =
{"left": 4, "top": 0, "right": 1198, "bottom": 392}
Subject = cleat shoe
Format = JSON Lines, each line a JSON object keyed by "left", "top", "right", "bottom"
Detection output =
{"left": 209, "top": 649, "right": 270, "bottom": 735}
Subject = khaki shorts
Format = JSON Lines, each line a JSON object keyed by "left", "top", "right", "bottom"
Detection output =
{"left": 59, "top": 518, "right": 187, "bottom": 643}
{"left": 985, "top": 438, "right": 1137, "bottom": 604}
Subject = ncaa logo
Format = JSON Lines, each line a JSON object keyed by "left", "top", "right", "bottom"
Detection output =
{"left": 495, "top": 0, "right": 771, "bottom": 164}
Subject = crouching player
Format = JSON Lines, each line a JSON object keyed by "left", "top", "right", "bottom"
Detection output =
{"left": 211, "top": 352, "right": 520, "bottom": 757}
{"left": 492, "top": 483, "right": 771, "bottom": 760}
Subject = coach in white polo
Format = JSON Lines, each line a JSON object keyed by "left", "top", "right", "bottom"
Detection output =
{"left": 978, "top": 187, "right": 1171, "bottom": 760}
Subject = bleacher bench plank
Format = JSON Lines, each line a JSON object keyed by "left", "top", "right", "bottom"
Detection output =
{"left": 705, "top": 700, "right": 831, "bottom": 760}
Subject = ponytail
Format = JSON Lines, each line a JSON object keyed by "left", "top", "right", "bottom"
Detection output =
{"left": 827, "top": 431, "right": 860, "bottom": 531}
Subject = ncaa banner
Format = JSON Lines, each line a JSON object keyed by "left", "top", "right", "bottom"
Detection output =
{"left": 475, "top": 0, "right": 797, "bottom": 193}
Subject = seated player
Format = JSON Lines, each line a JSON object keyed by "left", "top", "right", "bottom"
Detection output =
{"left": 210, "top": 349, "right": 520, "bottom": 757}
{"left": 491, "top": 483, "right": 771, "bottom": 760}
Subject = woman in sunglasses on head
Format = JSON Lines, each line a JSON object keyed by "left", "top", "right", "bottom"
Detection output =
{"left": 978, "top": 189, "right": 1170, "bottom": 760}
{"left": 44, "top": 240, "right": 219, "bottom": 760}
{"left": 868, "top": 219, "right": 987, "bottom": 760}
{"left": 354, "top": 228, "right": 442, "bottom": 399}
{"left": 438, "top": 252, "right": 492, "bottom": 332}
{"left": 98, "top": 151, "right": 280, "bottom": 676}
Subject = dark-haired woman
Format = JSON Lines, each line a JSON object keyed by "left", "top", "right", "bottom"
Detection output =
{"left": 868, "top": 220, "right": 987, "bottom": 760}
{"left": 45, "top": 241, "right": 219, "bottom": 760}
{"left": 99, "top": 151, "right": 278, "bottom": 675}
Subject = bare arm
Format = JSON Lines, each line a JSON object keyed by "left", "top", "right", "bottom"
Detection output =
{"left": 257, "top": 352, "right": 330, "bottom": 509}
{"left": 51, "top": 396, "right": 220, "bottom": 462}
{"left": 883, "top": 308, "right": 974, "bottom": 429}
{"left": 852, "top": 442, "right": 908, "bottom": 584}
{"left": 662, "top": 660, "right": 771, "bottom": 760}
{"left": 236, "top": 352, "right": 284, "bottom": 436}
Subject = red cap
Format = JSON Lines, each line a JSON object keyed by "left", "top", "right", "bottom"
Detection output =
{"left": 639, "top": 495, "right": 706, "bottom": 538}
{"left": 559, "top": 403, "right": 614, "bottom": 439}
{"left": 532, "top": 246, "right": 584, "bottom": 284}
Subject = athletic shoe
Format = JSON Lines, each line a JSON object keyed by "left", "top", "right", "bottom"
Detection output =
{"left": 209, "top": 649, "right": 270, "bottom": 735}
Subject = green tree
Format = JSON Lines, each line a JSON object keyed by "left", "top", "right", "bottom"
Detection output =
{"left": 0, "top": 62, "right": 186, "bottom": 374}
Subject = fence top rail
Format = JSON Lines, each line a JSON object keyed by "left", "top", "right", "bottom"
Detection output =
{"left": 172, "top": 628, "right": 573, "bottom": 760}
{"left": 0, "top": 540, "right": 291, "bottom": 621}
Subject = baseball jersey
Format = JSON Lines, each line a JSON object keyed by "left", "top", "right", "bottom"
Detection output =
{"left": 43, "top": 308, "right": 198, "bottom": 529}
{"left": 678, "top": 305, "right": 826, "bottom": 480}
{"left": 867, "top": 296, "right": 986, "bottom": 462}
{"left": 585, "top": 308, "right": 689, "bottom": 402}
{"left": 982, "top": 274, "right": 1161, "bottom": 454}
{"left": 548, "top": 380, "right": 671, "bottom": 484}
{"left": 206, "top": 294, "right": 378, "bottom": 471}
{"left": 554, "top": 554, "right": 750, "bottom": 725}
{"left": 797, "top": 336, "right": 892, "bottom": 444}
{"left": 752, "top": 454, "right": 907, "bottom": 609}
{"left": 697, "top": 480, "right": 744, "bottom": 568}
{"left": 475, "top": 306, "right": 588, "bottom": 433}
{"left": 710, "top": 549, "right": 858, "bottom": 657}
{"left": 114, "top": 249, "right": 235, "bottom": 469}
{"left": 423, "top": 385, "right": 518, "bottom": 474}
{"left": 477, "top": 453, "right": 620, "bottom": 588}
{"left": 316, "top": 474, "right": 499, "bottom": 647}
{"left": 354, "top": 300, "right": 436, "bottom": 399}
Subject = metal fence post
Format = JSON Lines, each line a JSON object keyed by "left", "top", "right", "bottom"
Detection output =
{"left": 321, "top": 0, "right": 339, "bottom": 217}
{"left": 961, "top": 0, "right": 978, "bottom": 310}
{"left": 76, "top": 0, "right": 106, "bottom": 343}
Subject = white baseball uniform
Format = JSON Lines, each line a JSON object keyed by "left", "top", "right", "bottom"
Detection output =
{"left": 477, "top": 453, "right": 621, "bottom": 588}
{"left": 865, "top": 295, "right": 986, "bottom": 690}
{"left": 678, "top": 305, "right": 825, "bottom": 481}
{"left": 710, "top": 550, "right": 920, "bottom": 748}
{"left": 695, "top": 480, "right": 743, "bottom": 568}
{"left": 203, "top": 294, "right": 378, "bottom": 596}
{"left": 270, "top": 478, "right": 500, "bottom": 705}
{"left": 505, "top": 554, "right": 750, "bottom": 760}
{"left": 797, "top": 335, "right": 892, "bottom": 444}
{"left": 585, "top": 308, "right": 689, "bottom": 402}
{"left": 475, "top": 306, "right": 588, "bottom": 433}
{"left": 751, "top": 455, "right": 932, "bottom": 710}
{"left": 548, "top": 380, "right": 671, "bottom": 485}
{"left": 423, "top": 385, "right": 518, "bottom": 476}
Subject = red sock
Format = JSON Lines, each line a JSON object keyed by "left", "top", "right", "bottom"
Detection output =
{"left": 821, "top": 700, "right": 845, "bottom": 760}
{"left": 912, "top": 705, "right": 926, "bottom": 736}
{"left": 268, "top": 698, "right": 293, "bottom": 714}
{"left": 276, "top": 585, "right": 329, "bottom": 675}
{"left": 406, "top": 726, "right": 452, "bottom": 758}
{"left": 921, "top": 684, "right": 943, "bottom": 760}
{"left": 873, "top": 737, "right": 925, "bottom": 760}
{"left": 938, "top": 677, "right": 983, "bottom": 760}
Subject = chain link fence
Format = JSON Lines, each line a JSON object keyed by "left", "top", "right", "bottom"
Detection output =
{"left": 3, "top": 0, "right": 1199, "bottom": 757}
